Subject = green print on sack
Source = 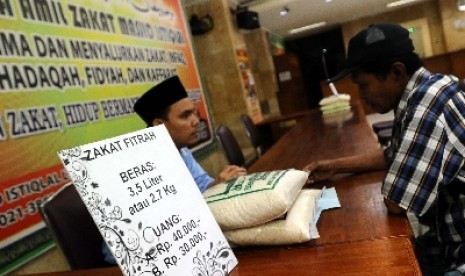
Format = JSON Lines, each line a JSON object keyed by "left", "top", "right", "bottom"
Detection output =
{"left": 204, "top": 170, "right": 290, "bottom": 203}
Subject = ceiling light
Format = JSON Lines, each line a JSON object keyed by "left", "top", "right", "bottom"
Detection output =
{"left": 289, "top": 21, "right": 327, "bottom": 34}
{"left": 280, "top": 6, "right": 289, "bottom": 16}
{"left": 386, "top": 0, "right": 419, "bottom": 8}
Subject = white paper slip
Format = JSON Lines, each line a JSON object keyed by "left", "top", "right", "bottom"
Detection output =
{"left": 313, "top": 187, "right": 341, "bottom": 225}
{"left": 57, "top": 125, "right": 237, "bottom": 276}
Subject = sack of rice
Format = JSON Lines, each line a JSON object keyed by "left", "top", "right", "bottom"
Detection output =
{"left": 319, "top": 94, "right": 350, "bottom": 106}
{"left": 224, "top": 189, "right": 321, "bottom": 246}
{"left": 319, "top": 94, "right": 351, "bottom": 114}
{"left": 203, "top": 169, "right": 309, "bottom": 230}
{"left": 322, "top": 110, "right": 354, "bottom": 126}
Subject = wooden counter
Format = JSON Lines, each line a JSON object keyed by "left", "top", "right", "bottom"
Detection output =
{"left": 34, "top": 237, "right": 420, "bottom": 276}
{"left": 28, "top": 102, "right": 419, "bottom": 275}
{"left": 254, "top": 110, "right": 312, "bottom": 149}
{"left": 249, "top": 101, "right": 378, "bottom": 172}
{"left": 249, "top": 102, "right": 413, "bottom": 246}
{"left": 231, "top": 237, "right": 420, "bottom": 275}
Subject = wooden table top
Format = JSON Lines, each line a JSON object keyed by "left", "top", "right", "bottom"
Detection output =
{"left": 29, "top": 102, "right": 419, "bottom": 275}
{"left": 255, "top": 110, "right": 311, "bottom": 126}
{"left": 34, "top": 237, "right": 420, "bottom": 276}
{"left": 248, "top": 102, "right": 413, "bottom": 245}
{"left": 232, "top": 236, "right": 421, "bottom": 275}
{"left": 249, "top": 102, "right": 378, "bottom": 172}
{"left": 313, "top": 171, "right": 413, "bottom": 245}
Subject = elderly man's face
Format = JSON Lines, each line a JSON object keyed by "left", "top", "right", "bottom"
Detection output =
{"left": 159, "top": 98, "right": 200, "bottom": 148}
{"left": 352, "top": 64, "right": 407, "bottom": 114}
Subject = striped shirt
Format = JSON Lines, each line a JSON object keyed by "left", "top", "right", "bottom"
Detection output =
{"left": 382, "top": 67, "right": 465, "bottom": 268}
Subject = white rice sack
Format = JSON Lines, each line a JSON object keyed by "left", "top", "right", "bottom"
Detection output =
{"left": 322, "top": 110, "right": 354, "bottom": 125}
{"left": 224, "top": 189, "right": 321, "bottom": 246}
{"left": 319, "top": 94, "right": 350, "bottom": 106}
{"left": 203, "top": 169, "right": 309, "bottom": 230}
{"left": 321, "top": 104, "right": 351, "bottom": 114}
{"left": 320, "top": 101, "right": 350, "bottom": 111}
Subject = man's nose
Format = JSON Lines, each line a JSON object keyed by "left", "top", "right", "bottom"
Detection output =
{"left": 192, "top": 114, "right": 200, "bottom": 126}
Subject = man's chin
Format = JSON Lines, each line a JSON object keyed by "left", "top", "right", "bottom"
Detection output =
{"left": 368, "top": 103, "right": 384, "bottom": 113}
{"left": 187, "top": 137, "right": 200, "bottom": 147}
{"left": 373, "top": 105, "right": 392, "bottom": 114}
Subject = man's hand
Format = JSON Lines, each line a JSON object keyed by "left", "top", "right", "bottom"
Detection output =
{"left": 218, "top": 165, "right": 247, "bottom": 183}
{"left": 383, "top": 197, "right": 405, "bottom": 214}
{"left": 303, "top": 160, "right": 337, "bottom": 184}
{"left": 207, "top": 165, "right": 247, "bottom": 189}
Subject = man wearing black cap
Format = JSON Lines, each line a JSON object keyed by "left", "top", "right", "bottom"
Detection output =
{"left": 303, "top": 23, "right": 465, "bottom": 275}
{"left": 133, "top": 76, "right": 247, "bottom": 193}
{"left": 102, "top": 76, "right": 246, "bottom": 264}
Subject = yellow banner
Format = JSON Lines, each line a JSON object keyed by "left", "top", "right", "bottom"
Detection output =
{"left": 0, "top": 0, "right": 211, "bottom": 272}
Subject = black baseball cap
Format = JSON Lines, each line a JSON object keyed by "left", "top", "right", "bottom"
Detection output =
{"left": 134, "top": 76, "right": 188, "bottom": 125}
{"left": 330, "top": 23, "right": 415, "bottom": 82}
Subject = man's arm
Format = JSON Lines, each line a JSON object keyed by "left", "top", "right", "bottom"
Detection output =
{"left": 304, "top": 149, "right": 386, "bottom": 184}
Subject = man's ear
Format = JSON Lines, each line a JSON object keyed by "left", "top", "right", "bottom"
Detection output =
{"left": 391, "top": 62, "right": 407, "bottom": 79}
{"left": 152, "top": 118, "right": 164, "bottom": 126}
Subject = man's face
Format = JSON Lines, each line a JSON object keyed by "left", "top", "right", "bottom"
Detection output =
{"left": 352, "top": 70, "right": 405, "bottom": 114}
{"left": 157, "top": 98, "right": 200, "bottom": 148}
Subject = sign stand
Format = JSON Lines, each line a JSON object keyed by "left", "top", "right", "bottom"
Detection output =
{"left": 58, "top": 125, "right": 237, "bottom": 275}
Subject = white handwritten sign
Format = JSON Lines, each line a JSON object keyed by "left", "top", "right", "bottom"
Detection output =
{"left": 57, "top": 125, "right": 237, "bottom": 275}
